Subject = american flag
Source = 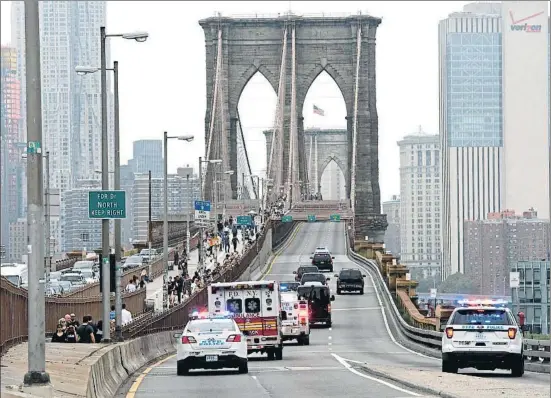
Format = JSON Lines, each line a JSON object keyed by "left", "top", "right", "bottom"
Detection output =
{"left": 313, "top": 104, "right": 325, "bottom": 116}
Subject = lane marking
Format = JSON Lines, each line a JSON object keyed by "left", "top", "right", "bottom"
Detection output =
{"left": 331, "top": 354, "right": 422, "bottom": 396}
{"left": 125, "top": 354, "right": 176, "bottom": 398}
{"left": 342, "top": 227, "right": 436, "bottom": 361}
{"left": 260, "top": 223, "right": 303, "bottom": 279}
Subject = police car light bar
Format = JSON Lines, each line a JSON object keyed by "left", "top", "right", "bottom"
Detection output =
{"left": 211, "top": 282, "right": 275, "bottom": 292}
{"left": 457, "top": 298, "right": 508, "bottom": 307}
{"left": 189, "top": 310, "right": 234, "bottom": 320}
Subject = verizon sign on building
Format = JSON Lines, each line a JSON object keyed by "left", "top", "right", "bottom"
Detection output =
{"left": 501, "top": 1, "right": 550, "bottom": 219}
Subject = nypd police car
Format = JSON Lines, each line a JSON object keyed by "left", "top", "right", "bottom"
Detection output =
{"left": 174, "top": 312, "right": 248, "bottom": 375}
{"left": 441, "top": 300, "right": 524, "bottom": 377}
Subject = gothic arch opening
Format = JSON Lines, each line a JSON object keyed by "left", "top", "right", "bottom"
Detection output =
{"left": 320, "top": 157, "right": 347, "bottom": 201}
{"left": 302, "top": 70, "right": 347, "bottom": 196}
{"left": 237, "top": 71, "right": 277, "bottom": 199}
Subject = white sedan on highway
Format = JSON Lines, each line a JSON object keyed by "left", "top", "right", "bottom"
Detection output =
{"left": 174, "top": 313, "right": 248, "bottom": 375}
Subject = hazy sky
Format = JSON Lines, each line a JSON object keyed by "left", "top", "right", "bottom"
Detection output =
{"left": 0, "top": 0, "right": 477, "bottom": 201}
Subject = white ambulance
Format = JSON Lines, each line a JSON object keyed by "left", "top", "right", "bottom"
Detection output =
{"left": 280, "top": 291, "right": 310, "bottom": 345}
{"left": 208, "top": 280, "right": 284, "bottom": 360}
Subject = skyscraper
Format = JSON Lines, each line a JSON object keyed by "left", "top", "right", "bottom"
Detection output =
{"left": 398, "top": 132, "right": 441, "bottom": 280}
{"left": 131, "top": 140, "right": 163, "bottom": 178}
{"left": 10, "top": 1, "right": 110, "bottom": 193}
{"left": 439, "top": 3, "right": 504, "bottom": 278}
{"left": 439, "top": 2, "right": 549, "bottom": 279}
{"left": 1, "top": 46, "right": 23, "bottom": 261}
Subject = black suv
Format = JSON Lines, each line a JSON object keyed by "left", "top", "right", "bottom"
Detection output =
{"left": 294, "top": 265, "right": 319, "bottom": 282}
{"left": 310, "top": 252, "right": 334, "bottom": 272}
{"left": 335, "top": 268, "right": 366, "bottom": 294}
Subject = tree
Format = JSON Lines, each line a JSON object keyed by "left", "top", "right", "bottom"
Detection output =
{"left": 438, "top": 272, "right": 478, "bottom": 294}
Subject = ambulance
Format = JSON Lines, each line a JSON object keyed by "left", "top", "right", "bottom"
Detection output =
{"left": 280, "top": 291, "right": 310, "bottom": 345}
{"left": 208, "top": 280, "right": 284, "bottom": 360}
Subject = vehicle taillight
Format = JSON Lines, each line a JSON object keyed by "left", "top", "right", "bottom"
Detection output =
{"left": 227, "top": 334, "right": 242, "bottom": 342}
{"left": 181, "top": 336, "right": 197, "bottom": 344}
{"left": 445, "top": 327, "right": 454, "bottom": 339}
{"left": 508, "top": 328, "right": 517, "bottom": 339}
{"left": 299, "top": 304, "right": 307, "bottom": 310}
{"left": 327, "top": 304, "right": 331, "bottom": 312}
{"left": 299, "top": 317, "right": 307, "bottom": 325}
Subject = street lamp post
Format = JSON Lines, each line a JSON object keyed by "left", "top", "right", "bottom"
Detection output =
{"left": 23, "top": 0, "right": 50, "bottom": 386}
{"left": 186, "top": 173, "right": 191, "bottom": 257}
{"left": 163, "top": 132, "right": 194, "bottom": 311}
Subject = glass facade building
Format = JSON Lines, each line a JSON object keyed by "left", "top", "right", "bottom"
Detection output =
{"left": 446, "top": 32, "right": 503, "bottom": 147}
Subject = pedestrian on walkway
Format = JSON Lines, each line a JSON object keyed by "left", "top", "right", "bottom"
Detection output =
{"left": 232, "top": 234, "right": 239, "bottom": 252}
{"left": 174, "top": 251, "right": 179, "bottom": 269}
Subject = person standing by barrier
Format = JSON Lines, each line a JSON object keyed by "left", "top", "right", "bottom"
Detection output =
{"left": 232, "top": 233, "right": 239, "bottom": 252}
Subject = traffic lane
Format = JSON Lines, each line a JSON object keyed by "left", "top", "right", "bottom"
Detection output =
{"left": 350, "top": 253, "right": 551, "bottom": 383}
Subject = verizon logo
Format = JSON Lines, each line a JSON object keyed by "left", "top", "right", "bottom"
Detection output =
{"left": 509, "top": 11, "right": 544, "bottom": 33}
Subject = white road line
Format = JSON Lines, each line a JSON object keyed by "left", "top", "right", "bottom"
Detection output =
{"left": 331, "top": 354, "right": 422, "bottom": 396}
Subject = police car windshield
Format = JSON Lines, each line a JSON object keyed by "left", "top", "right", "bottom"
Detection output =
{"left": 451, "top": 308, "right": 513, "bottom": 326}
{"left": 187, "top": 320, "right": 236, "bottom": 333}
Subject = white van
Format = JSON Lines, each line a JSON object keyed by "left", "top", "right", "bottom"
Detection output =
{"left": 1, "top": 263, "right": 29, "bottom": 288}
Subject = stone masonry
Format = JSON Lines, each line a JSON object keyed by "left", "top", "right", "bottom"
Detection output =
{"left": 199, "top": 14, "right": 387, "bottom": 242}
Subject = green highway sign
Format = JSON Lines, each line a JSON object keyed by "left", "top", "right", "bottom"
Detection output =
{"left": 237, "top": 215, "right": 253, "bottom": 226}
{"left": 281, "top": 215, "right": 293, "bottom": 223}
{"left": 330, "top": 214, "right": 341, "bottom": 222}
{"left": 88, "top": 190, "right": 126, "bottom": 219}
{"left": 307, "top": 215, "right": 316, "bottom": 222}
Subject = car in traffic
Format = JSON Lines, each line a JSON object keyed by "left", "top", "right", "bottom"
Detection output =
{"left": 123, "top": 255, "right": 144, "bottom": 271}
{"left": 335, "top": 268, "right": 366, "bottom": 294}
{"left": 293, "top": 265, "right": 319, "bottom": 282}
{"left": 297, "top": 285, "right": 334, "bottom": 327}
{"left": 139, "top": 248, "right": 158, "bottom": 264}
{"left": 313, "top": 247, "right": 329, "bottom": 254}
{"left": 174, "top": 314, "right": 248, "bottom": 375}
{"left": 60, "top": 273, "right": 86, "bottom": 288}
{"left": 310, "top": 252, "right": 334, "bottom": 272}
{"left": 300, "top": 272, "right": 330, "bottom": 286}
{"left": 441, "top": 300, "right": 524, "bottom": 376}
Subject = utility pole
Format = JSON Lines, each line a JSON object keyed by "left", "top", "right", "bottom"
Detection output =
{"left": 99, "top": 26, "right": 111, "bottom": 342}
{"left": 163, "top": 132, "right": 169, "bottom": 311}
{"left": 23, "top": 0, "right": 50, "bottom": 386}
{"left": 113, "top": 61, "right": 122, "bottom": 342}
{"left": 198, "top": 157, "right": 204, "bottom": 271}
{"left": 44, "top": 152, "right": 51, "bottom": 278}
{"left": 148, "top": 170, "right": 152, "bottom": 277}
{"left": 186, "top": 174, "right": 190, "bottom": 257}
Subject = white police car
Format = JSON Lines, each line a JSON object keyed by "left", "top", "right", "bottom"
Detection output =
{"left": 174, "top": 312, "right": 248, "bottom": 375}
{"left": 441, "top": 299, "right": 524, "bottom": 376}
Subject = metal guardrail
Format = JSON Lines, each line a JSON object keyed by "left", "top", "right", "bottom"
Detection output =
{"left": 346, "top": 244, "right": 551, "bottom": 367}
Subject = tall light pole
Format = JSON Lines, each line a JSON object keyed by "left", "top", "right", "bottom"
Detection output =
{"left": 23, "top": 0, "right": 49, "bottom": 386}
{"left": 547, "top": 94, "right": 551, "bottom": 385}
{"left": 186, "top": 173, "right": 190, "bottom": 257}
{"left": 78, "top": 60, "right": 123, "bottom": 341}
{"left": 198, "top": 157, "right": 222, "bottom": 270}
{"left": 98, "top": 26, "right": 148, "bottom": 343}
{"left": 163, "top": 132, "right": 194, "bottom": 310}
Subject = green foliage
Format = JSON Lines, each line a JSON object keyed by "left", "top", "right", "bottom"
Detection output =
{"left": 438, "top": 272, "right": 478, "bottom": 294}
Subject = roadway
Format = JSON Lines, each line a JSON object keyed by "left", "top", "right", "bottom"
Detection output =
{"left": 120, "top": 222, "right": 548, "bottom": 398}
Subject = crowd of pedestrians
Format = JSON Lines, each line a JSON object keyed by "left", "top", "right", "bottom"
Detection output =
{"left": 51, "top": 313, "right": 103, "bottom": 343}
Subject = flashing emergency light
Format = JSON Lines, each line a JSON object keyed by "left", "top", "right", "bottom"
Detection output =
{"left": 211, "top": 282, "right": 275, "bottom": 293}
{"left": 457, "top": 298, "right": 508, "bottom": 308}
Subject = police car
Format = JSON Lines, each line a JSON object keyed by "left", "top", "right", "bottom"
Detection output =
{"left": 441, "top": 299, "right": 524, "bottom": 377}
{"left": 174, "top": 312, "right": 248, "bottom": 375}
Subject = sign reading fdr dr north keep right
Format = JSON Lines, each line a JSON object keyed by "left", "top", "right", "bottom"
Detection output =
{"left": 88, "top": 190, "right": 127, "bottom": 219}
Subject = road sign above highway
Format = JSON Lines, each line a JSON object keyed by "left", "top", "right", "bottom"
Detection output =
{"left": 194, "top": 200, "right": 211, "bottom": 212}
{"left": 88, "top": 190, "right": 126, "bottom": 219}
{"left": 282, "top": 215, "right": 293, "bottom": 223}
{"left": 307, "top": 215, "right": 316, "bottom": 222}
{"left": 237, "top": 215, "right": 253, "bottom": 226}
{"left": 330, "top": 214, "right": 340, "bottom": 222}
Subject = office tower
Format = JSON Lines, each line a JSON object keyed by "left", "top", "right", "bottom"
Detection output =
{"left": 131, "top": 173, "right": 199, "bottom": 243}
{"left": 61, "top": 181, "right": 102, "bottom": 252}
{"left": 439, "top": 3, "right": 503, "bottom": 278}
{"left": 1, "top": 46, "right": 23, "bottom": 261}
{"left": 398, "top": 132, "right": 441, "bottom": 280}
{"left": 132, "top": 140, "right": 163, "bottom": 178}
{"left": 8, "top": 218, "right": 27, "bottom": 262}
{"left": 382, "top": 195, "right": 401, "bottom": 256}
{"left": 439, "top": 2, "right": 549, "bottom": 279}
{"left": 10, "top": 1, "right": 110, "bottom": 193}
{"left": 464, "top": 209, "right": 550, "bottom": 296}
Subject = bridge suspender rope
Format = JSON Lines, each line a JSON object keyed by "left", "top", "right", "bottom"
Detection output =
{"left": 350, "top": 24, "right": 362, "bottom": 213}
{"left": 286, "top": 24, "right": 298, "bottom": 208}
{"left": 264, "top": 26, "right": 288, "bottom": 210}
{"left": 204, "top": 27, "right": 223, "bottom": 196}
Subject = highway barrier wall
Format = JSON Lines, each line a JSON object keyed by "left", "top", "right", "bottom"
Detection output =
{"left": 344, "top": 226, "right": 550, "bottom": 373}
{"left": 271, "top": 220, "right": 295, "bottom": 248}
